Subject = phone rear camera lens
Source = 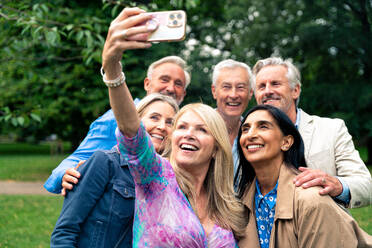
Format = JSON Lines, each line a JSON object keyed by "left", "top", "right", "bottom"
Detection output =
{"left": 177, "top": 13, "right": 182, "bottom": 19}
{"left": 173, "top": 20, "right": 178, "bottom": 25}
{"left": 169, "top": 14, "right": 175, "bottom": 19}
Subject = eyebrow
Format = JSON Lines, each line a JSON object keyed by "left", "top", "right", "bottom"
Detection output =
{"left": 147, "top": 112, "right": 161, "bottom": 116}
{"left": 159, "top": 75, "right": 171, "bottom": 79}
{"left": 177, "top": 120, "right": 206, "bottom": 127}
{"left": 242, "top": 119, "right": 274, "bottom": 127}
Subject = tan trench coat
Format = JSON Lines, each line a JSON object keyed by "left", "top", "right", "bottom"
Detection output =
{"left": 238, "top": 165, "right": 372, "bottom": 248}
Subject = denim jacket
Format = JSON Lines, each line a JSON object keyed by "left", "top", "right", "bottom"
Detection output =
{"left": 51, "top": 147, "right": 135, "bottom": 248}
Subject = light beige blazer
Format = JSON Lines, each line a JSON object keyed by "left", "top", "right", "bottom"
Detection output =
{"left": 299, "top": 109, "right": 372, "bottom": 208}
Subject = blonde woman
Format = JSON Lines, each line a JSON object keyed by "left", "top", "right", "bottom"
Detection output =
{"left": 104, "top": 8, "right": 246, "bottom": 246}
{"left": 51, "top": 93, "right": 178, "bottom": 247}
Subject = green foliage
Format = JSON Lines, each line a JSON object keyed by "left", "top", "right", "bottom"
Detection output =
{"left": 1, "top": 0, "right": 372, "bottom": 156}
{"left": 0, "top": 1, "right": 182, "bottom": 148}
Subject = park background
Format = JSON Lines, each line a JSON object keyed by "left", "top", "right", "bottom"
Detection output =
{"left": 0, "top": 0, "right": 371, "bottom": 247}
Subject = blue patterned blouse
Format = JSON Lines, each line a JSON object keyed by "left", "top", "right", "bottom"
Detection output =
{"left": 254, "top": 180, "right": 278, "bottom": 248}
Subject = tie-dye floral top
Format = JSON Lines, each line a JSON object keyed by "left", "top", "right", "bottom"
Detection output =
{"left": 116, "top": 123, "right": 237, "bottom": 248}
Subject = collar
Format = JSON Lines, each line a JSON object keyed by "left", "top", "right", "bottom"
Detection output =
{"left": 242, "top": 165, "right": 297, "bottom": 220}
{"left": 294, "top": 108, "right": 301, "bottom": 129}
{"left": 255, "top": 180, "right": 278, "bottom": 210}
{"left": 113, "top": 145, "right": 130, "bottom": 167}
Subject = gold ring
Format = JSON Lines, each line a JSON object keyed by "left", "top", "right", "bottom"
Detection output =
{"left": 123, "top": 29, "right": 128, "bottom": 39}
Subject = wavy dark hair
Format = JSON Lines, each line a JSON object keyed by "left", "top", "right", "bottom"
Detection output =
{"left": 234, "top": 105, "right": 306, "bottom": 198}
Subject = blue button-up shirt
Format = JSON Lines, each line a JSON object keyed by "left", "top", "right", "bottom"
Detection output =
{"left": 255, "top": 180, "right": 278, "bottom": 248}
{"left": 44, "top": 99, "right": 140, "bottom": 194}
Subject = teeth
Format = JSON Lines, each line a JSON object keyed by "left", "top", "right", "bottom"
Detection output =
{"left": 247, "top": 145, "right": 263, "bottom": 149}
{"left": 151, "top": 134, "right": 164, "bottom": 140}
{"left": 263, "top": 98, "right": 279, "bottom": 103}
{"left": 180, "top": 144, "right": 198, "bottom": 151}
{"left": 227, "top": 102, "right": 240, "bottom": 106}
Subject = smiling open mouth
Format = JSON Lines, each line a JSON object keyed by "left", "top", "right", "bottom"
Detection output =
{"left": 247, "top": 144, "right": 264, "bottom": 149}
{"left": 180, "top": 144, "right": 198, "bottom": 151}
{"left": 227, "top": 102, "right": 241, "bottom": 106}
{"left": 151, "top": 134, "right": 164, "bottom": 140}
{"left": 262, "top": 97, "right": 280, "bottom": 104}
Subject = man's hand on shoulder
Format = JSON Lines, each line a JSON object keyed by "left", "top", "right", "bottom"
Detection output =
{"left": 293, "top": 167, "right": 343, "bottom": 197}
{"left": 61, "top": 160, "right": 85, "bottom": 196}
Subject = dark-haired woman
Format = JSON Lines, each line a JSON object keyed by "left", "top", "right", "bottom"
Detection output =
{"left": 236, "top": 105, "right": 371, "bottom": 248}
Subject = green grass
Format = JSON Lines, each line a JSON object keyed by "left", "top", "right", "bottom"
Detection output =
{"left": 0, "top": 143, "right": 370, "bottom": 247}
{"left": 0, "top": 195, "right": 63, "bottom": 248}
{"left": 350, "top": 206, "right": 372, "bottom": 234}
{"left": 0, "top": 195, "right": 370, "bottom": 248}
{"left": 0, "top": 154, "right": 66, "bottom": 181}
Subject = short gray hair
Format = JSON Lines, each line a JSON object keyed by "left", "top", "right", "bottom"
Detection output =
{"left": 212, "top": 59, "right": 253, "bottom": 88}
{"left": 147, "top": 56, "right": 191, "bottom": 89}
{"left": 252, "top": 57, "right": 301, "bottom": 106}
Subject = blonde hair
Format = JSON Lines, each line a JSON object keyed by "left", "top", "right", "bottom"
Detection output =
{"left": 166, "top": 103, "right": 247, "bottom": 239}
{"left": 136, "top": 93, "right": 179, "bottom": 118}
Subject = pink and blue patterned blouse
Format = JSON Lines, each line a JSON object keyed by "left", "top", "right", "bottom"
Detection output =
{"left": 116, "top": 123, "right": 237, "bottom": 247}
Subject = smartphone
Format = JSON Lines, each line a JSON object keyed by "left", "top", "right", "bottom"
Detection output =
{"left": 145, "top": 10, "right": 187, "bottom": 42}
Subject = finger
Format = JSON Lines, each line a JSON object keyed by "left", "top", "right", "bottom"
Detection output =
{"left": 117, "top": 41, "right": 152, "bottom": 50}
{"left": 123, "top": 13, "right": 154, "bottom": 30}
{"left": 115, "top": 25, "right": 154, "bottom": 42}
{"left": 298, "top": 167, "right": 309, "bottom": 172}
{"left": 75, "top": 160, "right": 86, "bottom": 170}
{"left": 302, "top": 177, "right": 325, "bottom": 189}
{"left": 63, "top": 174, "right": 79, "bottom": 185}
{"left": 61, "top": 188, "right": 66, "bottom": 197}
{"left": 115, "top": 7, "right": 146, "bottom": 22}
{"left": 109, "top": 18, "right": 156, "bottom": 45}
{"left": 111, "top": 11, "right": 152, "bottom": 32}
{"left": 61, "top": 181, "right": 74, "bottom": 191}
{"left": 319, "top": 186, "right": 333, "bottom": 195}
{"left": 66, "top": 168, "right": 81, "bottom": 179}
{"left": 294, "top": 171, "right": 316, "bottom": 186}
{"left": 126, "top": 33, "right": 151, "bottom": 41}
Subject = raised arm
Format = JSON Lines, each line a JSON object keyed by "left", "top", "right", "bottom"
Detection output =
{"left": 102, "top": 7, "right": 156, "bottom": 137}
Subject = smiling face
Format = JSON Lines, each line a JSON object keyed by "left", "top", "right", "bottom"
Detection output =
{"left": 212, "top": 67, "right": 252, "bottom": 119}
{"left": 171, "top": 110, "right": 216, "bottom": 172}
{"left": 239, "top": 110, "right": 293, "bottom": 166}
{"left": 254, "top": 65, "right": 299, "bottom": 118}
{"left": 140, "top": 101, "right": 176, "bottom": 153}
{"left": 144, "top": 62, "right": 187, "bottom": 105}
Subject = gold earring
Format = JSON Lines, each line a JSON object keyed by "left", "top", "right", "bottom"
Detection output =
{"left": 282, "top": 146, "right": 288, "bottom": 151}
